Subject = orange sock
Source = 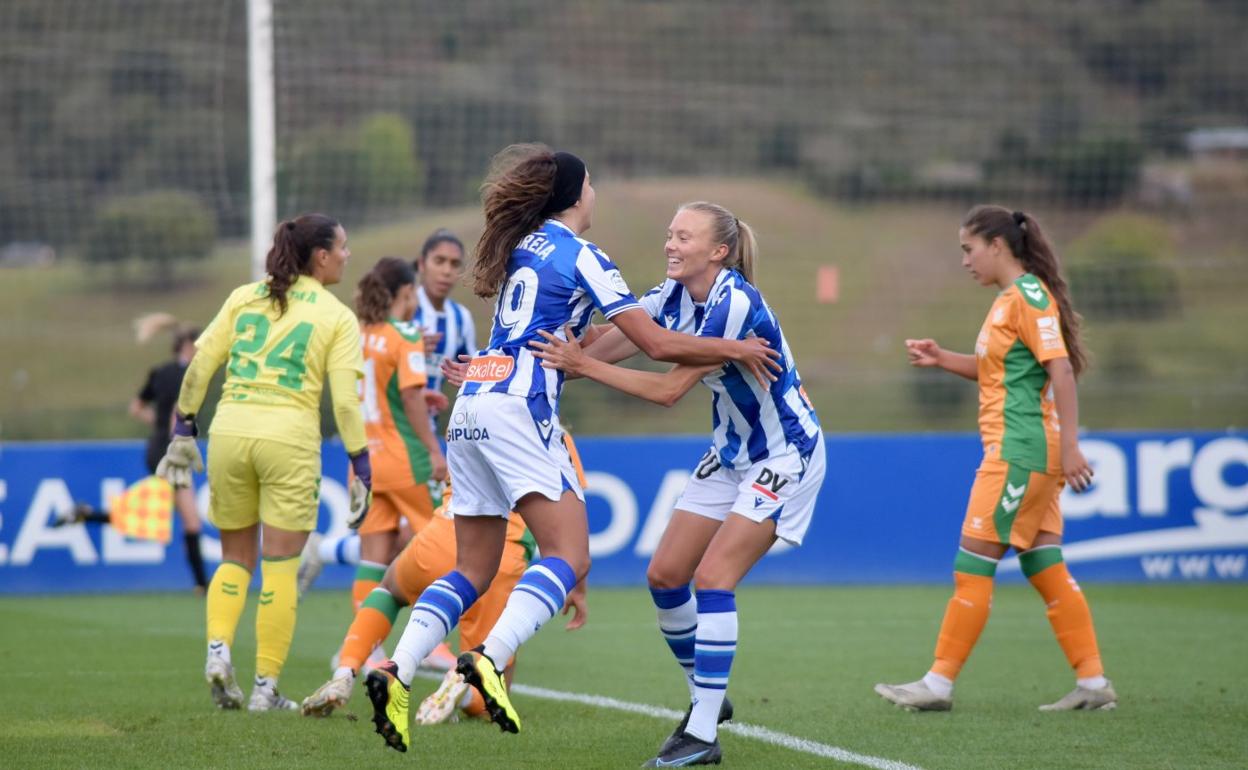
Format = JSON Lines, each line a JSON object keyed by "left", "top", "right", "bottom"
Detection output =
{"left": 338, "top": 588, "right": 401, "bottom": 673}
{"left": 352, "top": 561, "right": 387, "bottom": 612}
{"left": 1021, "top": 546, "right": 1104, "bottom": 678}
{"left": 930, "top": 549, "right": 998, "bottom": 680}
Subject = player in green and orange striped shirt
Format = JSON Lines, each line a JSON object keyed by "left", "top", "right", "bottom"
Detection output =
{"left": 351, "top": 257, "right": 447, "bottom": 610}
{"left": 875, "top": 205, "right": 1116, "bottom": 713}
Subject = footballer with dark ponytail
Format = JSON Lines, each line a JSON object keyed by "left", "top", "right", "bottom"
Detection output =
{"left": 155, "top": 209, "right": 371, "bottom": 711}
{"left": 961, "top": 205, "right": 1087, "bottom": 377}
{"left": 266, "top": 213, "right": 341, "bottom": 317}
{"left": 878, "top": 204, "right": 1115, "bottom": 715}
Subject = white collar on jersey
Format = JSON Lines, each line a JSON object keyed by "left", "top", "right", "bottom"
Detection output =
{"left": 705, "top": 267, "right": 733, "bottom": 301}
{"left": 417, "top": 285, "right": 444, "bottom": 318}
{"left": 543, "top": 218, "right": 577, "bottom": 236}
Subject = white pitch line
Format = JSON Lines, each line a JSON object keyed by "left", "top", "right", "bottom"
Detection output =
{"left": 412, "top": 671, "right": 924, "bottom": 770}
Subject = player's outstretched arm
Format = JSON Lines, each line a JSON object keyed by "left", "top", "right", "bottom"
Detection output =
{"left": 609, "top": 308, "right": 780, "bottom": 386}
{"left": 532, "top": 327, "right": 714, "bottom": 408}
{"left": 905, "top": 338, "right": 977, "bottom": 381}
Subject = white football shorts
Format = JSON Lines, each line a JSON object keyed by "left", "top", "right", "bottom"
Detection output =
{"left": 446, "top": 391, "right": 583, "bottom": 518}
{"left": 674, "top": 432, "right": 826, "bottom": 546}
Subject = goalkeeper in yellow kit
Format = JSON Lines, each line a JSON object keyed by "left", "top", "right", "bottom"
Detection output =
{"left": 157, "top": 213, "right": 372, "bottom": 711}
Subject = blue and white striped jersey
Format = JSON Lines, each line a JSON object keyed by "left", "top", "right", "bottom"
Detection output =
{"left": 639, "top": 270, "right": 820, "bottom": 469}
{"left": 413, "top": 285, "right": 477, "bottom": 395}
{"left": 461, "top": 219, "right": 639, "bottom": 416}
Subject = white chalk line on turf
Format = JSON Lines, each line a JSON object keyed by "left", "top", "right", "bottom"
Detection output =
{"left": 412, "top": 671, "right": 924, "bottom": 770}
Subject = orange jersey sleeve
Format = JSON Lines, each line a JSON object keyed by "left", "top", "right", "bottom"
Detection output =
{"left": 1011, "top": 276, "right": 1067, "bottom": 364}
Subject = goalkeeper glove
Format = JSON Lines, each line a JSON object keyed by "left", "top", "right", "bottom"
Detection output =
{"left": 156, "top": 413, "right": 203, "bottom": 489}
{"left": 346, "top": 450, "right": 372, "bottom": 529}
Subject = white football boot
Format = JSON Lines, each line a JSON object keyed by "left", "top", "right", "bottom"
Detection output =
{"left": 1039, "top": 681, "right": 1118, "bottom": 711}
{"left": 874, "top": 679, "right": 953, "bottom": 712}
{"left": 301, "top": 671, "right": 355, "bottom": 717}
{"left": 204, "top": 646, "right": 244, "bottom": 710}
{"left": 414, "top": 668, "right": 469, "bottom": 725}
{"left": 248, "top": 677, "right": 298, "bottom": 712}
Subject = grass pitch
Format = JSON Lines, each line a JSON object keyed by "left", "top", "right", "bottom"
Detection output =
{"left": 1, "top": 584, "right": 1245, "bottom": 769}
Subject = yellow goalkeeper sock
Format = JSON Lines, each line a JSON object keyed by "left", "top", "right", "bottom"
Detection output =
{"left": 255, "top": 555, "right": 300, "bottom": 679}
{"left": 206, "top": 561, "right": 251, "bottom": 648}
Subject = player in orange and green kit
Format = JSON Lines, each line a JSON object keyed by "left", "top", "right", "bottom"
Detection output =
{"left": 299, "top": 434, "right": 589, "bottom": 754}
{"left": 154, "top": 214, "right": 373, "bottom": 712}
{"left": 347, "top": 258, "right": 447, "bottom": 617}
{"left": 875, "top": 205, "right": 1116, "bottom": 713}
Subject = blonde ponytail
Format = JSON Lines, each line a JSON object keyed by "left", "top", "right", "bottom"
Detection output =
{"left": 678, "top": 201, "right": 758, "bottom": 284}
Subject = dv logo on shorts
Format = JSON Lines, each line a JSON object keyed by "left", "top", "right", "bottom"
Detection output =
{"left": 464, "top": 355, "right": 515, "bottom": 383}
{"left": 751, "top": 468, "right": 789, "bottom": 501}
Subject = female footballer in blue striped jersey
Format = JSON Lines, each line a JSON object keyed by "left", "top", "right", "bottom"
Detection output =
{"left": 366, "top": 145, "right": 780, "bottom": 748}
{"left": 532, "top": 201, "right": 826, "bottom": 767}
{"left": 411, "top": 228, "right": 477, "bottom": 429}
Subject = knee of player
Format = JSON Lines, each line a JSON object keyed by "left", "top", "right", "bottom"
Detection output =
{"left": 380, "top": 571, "right": 407, "bottom": 603}
{"left": 646, "top": 560, "right": 693, "bottom": 590}
{"left": 691, "top": 565, "right": 737, "bottom": 593}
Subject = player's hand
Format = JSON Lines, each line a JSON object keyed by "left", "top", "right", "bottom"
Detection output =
{"left": 730, "top": 336, "right": 782, "bottom": 388}
{"left": 155, "top": 435, "right": 203, "bottom": 488}
{"left": 440, "top": 354, "right": 471, "bottom": 388}
{"left": 1061, "top": 441, "right": 1094, "bottom": 493}
{"left": 531, "top": 326, "right": 586, "bottom": 376}
{"left": 562, "top": 578, "right": 588, "bottom": 631}
{"left": 905, "top": 338, "right": 943, "bottom": 367}
{"left": 422, "top": 330, "right": 444, "bottom": 351}
{"left": 424, "top": 389, "right": 450, "bottom": 414}
{"left": 346, "top": 450, "right": 373, "bottom": 529}
{"left": 429, "top": 450, "right": 449, "bottom": 483}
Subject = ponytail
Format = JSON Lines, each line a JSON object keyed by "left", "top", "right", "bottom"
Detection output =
{"left": 678, "top": 201, "right": 758, "bottom": 284}
{"left": 735, "top": 218, "right": 758, "bottom": 284}
{"left": 962, "top": 205, "right": 1088, "bottom": 377}
{"left": 355, "top": 256, "right": 416, "bottom": 325}
{"left": 265, "top": 213, "right": 339, "bottom": 316}
{"left": 473, "top": 144, "right": 559, "bottom": 299}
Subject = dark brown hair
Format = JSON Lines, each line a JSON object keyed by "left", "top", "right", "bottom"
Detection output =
{"left": 420, "top": 228, "right": 465, "bottom": 260}
{"left": 473, "top": 144, "right": 559, "bottom": 298}
{"left": 962, "top": 204, "right": 1088, "bottom": 377}
{"left": 265, "top": 213, "right": 339, "bottom": 316}
{"left": 355, "top": 257, "right": 416, "bottom": 325}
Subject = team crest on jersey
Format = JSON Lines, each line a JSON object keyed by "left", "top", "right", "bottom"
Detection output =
{"left": 464, "top": 355, "right": 514, "bottom": 382}
{"left": 1018, "top": 278, "right": 1050, "bottom": 309}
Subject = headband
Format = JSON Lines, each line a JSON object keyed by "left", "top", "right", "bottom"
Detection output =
{"left": 542, "top": 151, "right": 587, "bottom": 216}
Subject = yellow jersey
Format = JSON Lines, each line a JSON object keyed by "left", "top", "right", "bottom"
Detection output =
{"left": 195, "top": 275, "right": 363, "bottom": 450}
